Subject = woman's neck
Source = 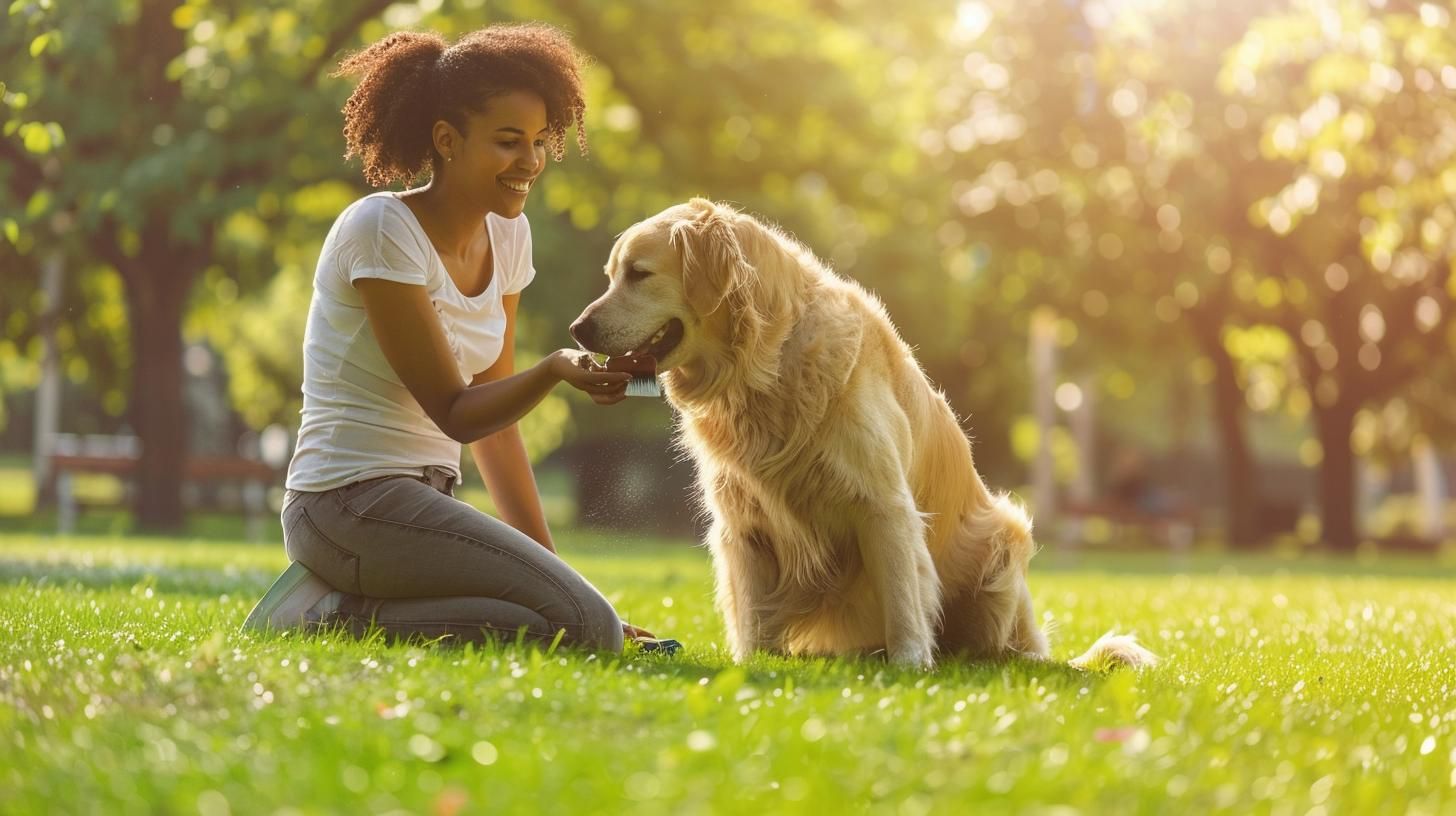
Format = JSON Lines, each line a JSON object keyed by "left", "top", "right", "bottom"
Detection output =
{"left": 398, "top": 180, "right": 488, "bottom": 259}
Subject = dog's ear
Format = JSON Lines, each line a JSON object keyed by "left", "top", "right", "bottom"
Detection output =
{"left": 671, "top": 199, "right": 750, "bottom": 318}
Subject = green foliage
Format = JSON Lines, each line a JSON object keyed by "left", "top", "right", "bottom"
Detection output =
{"left": 2, "top": 0, "right": 947, "bottom": 468}
{"left": 4, "top": 0, "right": 1455, "bottom": 515}
{"left": 0, "top": 0, "right": 401, "bottom": 462}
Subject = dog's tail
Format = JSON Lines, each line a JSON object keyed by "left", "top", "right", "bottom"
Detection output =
{"left": 1068, "top": 630, "right": 1159, "bottom": 671}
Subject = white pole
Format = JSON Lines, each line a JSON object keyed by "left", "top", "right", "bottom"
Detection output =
{"left": 32, "top": 253, "right": 63, "bottom": 497}
{"left": 1030, "top": 308, "right": 1058, "bottom": 523}
{"left": 1412, "top": 436, "right": 1446, "bottom": 542}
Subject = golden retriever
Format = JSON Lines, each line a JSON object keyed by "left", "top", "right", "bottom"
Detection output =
{"left": 571, "top": 198, "right": 1154, "bottom": 670}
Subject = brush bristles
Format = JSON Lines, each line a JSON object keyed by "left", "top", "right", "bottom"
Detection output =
{"left": 625, "top": 375, "right": 661, "bottom": 398}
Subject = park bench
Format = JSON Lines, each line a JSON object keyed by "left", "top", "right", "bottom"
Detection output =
{"left": 43, "top": 434, "right": 281, "bottom": 538}
{"left": 1059, "top": 498, "right": 1198, "bottom": 552}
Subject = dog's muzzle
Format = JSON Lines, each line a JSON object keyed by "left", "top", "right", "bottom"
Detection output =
{"left": 569, "top": 313, "right": 601, "bottom": 352}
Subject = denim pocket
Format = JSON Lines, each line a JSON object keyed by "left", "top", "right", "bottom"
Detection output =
{"left": 280, "top": 502, "right": 307, "bottom": 559}
{"left": 286, "top": 501, "right": 362, "bottom": 594}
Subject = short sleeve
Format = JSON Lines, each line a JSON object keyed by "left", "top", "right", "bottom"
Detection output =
{"left": 337, "top": 197, "right": 432, "bottom": 287}
{"left": 501, "top": 213, "right": 537, "bottom": 296}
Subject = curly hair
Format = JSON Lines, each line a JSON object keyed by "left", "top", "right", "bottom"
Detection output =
{"left": 332, "top": 23, "right": 589, "bottom": 188}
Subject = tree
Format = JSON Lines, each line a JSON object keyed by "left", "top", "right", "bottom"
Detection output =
{"left": 918, "top": 0, "right": 1455, "bottom": 551}
{"left": 3, "top": 0, "right": 394, "bottom": 529}
{"left": 914, "top": 0, "right": 1281, "bottom": 539}
{"left": 1224, "top": 0, "right": 1456, "bottom": 550}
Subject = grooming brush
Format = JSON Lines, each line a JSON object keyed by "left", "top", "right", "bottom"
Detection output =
{"left": 632, "top": 637, "right": 682, "bottom": 655}
{"left": 606, "top": 354, "right": 661, "bottom": 398}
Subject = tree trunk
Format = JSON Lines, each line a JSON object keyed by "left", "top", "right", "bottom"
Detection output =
{"left": 122, "top": 248, "right": 195, "bottom": 532}
{"left": 1193, "top": 318, "right": 1261, "bottom": 547}
{"left": 1314, "top": 400, "right": 1359, "bottom": 552}
{"left": 32, "top": 253, "right": 65, "bottom": 508}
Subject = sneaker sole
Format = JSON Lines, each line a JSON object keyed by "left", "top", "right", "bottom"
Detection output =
{"left": 241, "top": 561, "right": 333, "bottom": 632}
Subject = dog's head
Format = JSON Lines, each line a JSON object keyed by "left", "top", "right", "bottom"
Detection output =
{"left": 570, "top": 198, "right": 758, "bottom": 372}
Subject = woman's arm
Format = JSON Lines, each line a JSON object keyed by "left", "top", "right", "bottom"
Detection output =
{"left": 471, "top": 424, "right": 553, "bottom": 549}
{"left": 355, "top": 278, "right": 627, "bottom": 444}
{"left": 467, "top": 294, "right": 556, "bottom": 551}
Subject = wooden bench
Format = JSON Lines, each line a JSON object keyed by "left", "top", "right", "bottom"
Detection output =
{"left": 50, "top": 453, "right": 279, "bottom": 538}
{"left": 1059, "top": 499, "right": 1198, "bottom": 552}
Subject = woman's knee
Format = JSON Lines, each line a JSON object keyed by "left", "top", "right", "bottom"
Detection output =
{"left": 574, "top": 589, "right": 623, "bottom": 652}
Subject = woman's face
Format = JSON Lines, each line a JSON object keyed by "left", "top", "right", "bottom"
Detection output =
{"left": 441, "top": 89, "right": 548, "bottom": 218}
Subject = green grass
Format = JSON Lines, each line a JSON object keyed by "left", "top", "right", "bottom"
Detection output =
{"left": 2, "top": 533, "right": 1454, "bottom": 815}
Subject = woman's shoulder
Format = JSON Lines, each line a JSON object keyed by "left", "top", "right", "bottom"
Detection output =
{"left": 329, "top": 192, "right": 431, "bottom": 254}
{"left": 322, "top": 192, "right": 435, "bottom": 286}
{"left": 337, "top": 192, "right": 416, "bottom": 234}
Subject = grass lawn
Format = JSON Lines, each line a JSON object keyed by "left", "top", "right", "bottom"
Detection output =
{"left": 2, "top": 532, "right": 1454, "bottom": 815}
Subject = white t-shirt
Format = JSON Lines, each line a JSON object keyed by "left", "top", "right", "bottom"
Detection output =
{"left": 286, "top": 192, "right": 536, "bottom": 492}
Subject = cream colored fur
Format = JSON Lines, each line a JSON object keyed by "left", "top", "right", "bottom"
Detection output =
{"left": 574, "top": 198, "right": 1155, "bottom": 670}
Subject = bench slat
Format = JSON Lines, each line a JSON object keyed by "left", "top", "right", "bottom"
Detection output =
{"left": 49, "top": 455, "right": 277, "bottom": 481}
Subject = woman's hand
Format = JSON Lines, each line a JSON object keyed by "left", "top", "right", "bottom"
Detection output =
{"left": 549, "top": 349, "right": 631, "bottom": 405}
{"left": 622, "top": 622, "right": 656, "bottom": 640}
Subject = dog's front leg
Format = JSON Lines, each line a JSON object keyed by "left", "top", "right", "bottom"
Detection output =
{"left": 857, "top": 493, "right": 939, "bottom": 669}
{"left": 707, "top": 520, "right": 777, "bottom": 663}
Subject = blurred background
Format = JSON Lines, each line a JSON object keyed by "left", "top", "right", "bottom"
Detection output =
{"left": 1, "top": 0, "right": 1453, "bottom": 556}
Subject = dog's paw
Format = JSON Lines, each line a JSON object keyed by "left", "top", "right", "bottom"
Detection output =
{"left": 887, "top": 641, "right": 936, "bottom": 670}
{"left": 728, "top": 641, "right": 757, "bottom": 664}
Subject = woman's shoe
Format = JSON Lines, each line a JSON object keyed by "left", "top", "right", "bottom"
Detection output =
{"left": 241, "top": 561, "right": 336, "bottom": 632}
{"left": 632, "top": 637, "right": 682, "bottom": 655}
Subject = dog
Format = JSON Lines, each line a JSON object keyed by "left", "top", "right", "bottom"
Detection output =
{"left": 571, "top": 198, "right": 1154, "bottom": 670}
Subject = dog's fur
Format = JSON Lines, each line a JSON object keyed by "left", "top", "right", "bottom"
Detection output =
{"left": 572, "top": 199, "right": 1154, "bottom": 670}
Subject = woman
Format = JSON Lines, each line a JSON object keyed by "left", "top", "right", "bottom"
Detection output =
{"left": 242, "top": 24, "right": 641, "bottom": 652}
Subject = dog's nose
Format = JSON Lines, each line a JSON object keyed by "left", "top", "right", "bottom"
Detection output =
{"left": 569, "top": 314, "right": 599, "bottom": 350}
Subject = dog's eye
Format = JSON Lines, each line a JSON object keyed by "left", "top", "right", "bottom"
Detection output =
{"left": 625, "top": 265, "right": 651, "bottom": 283}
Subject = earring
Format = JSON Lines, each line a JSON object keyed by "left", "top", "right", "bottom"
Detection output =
{"left": 446, "top": 155, "right": 453, "bottom": 163}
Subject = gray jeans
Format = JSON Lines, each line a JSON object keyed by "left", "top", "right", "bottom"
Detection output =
{"left": 281, "top": 467, "right": 623, "bottom": 651}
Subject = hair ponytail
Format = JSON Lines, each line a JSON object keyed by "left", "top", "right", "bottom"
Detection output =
{"left": 333, "top": 31, "right": 447, "bottom": 187}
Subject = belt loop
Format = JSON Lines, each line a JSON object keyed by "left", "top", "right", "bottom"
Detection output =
{"left": 422, "top": 465, "right": 455, "bottom": 496}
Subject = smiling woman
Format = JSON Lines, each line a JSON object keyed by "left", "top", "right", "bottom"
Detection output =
{"left": 240, "top": 24, "right": 659, "bottom": 652}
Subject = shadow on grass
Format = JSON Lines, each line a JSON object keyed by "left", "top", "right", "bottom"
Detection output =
{"left": 624, "top": 650, "right": 1094, "bottom": 690}
{"left": 0, "top": 559, "right": 278, "bottom": 598}
{"left": 0, "top": 508, "right": 286, "bottom": 543}
{"left": 285, "top": 619, "right": 1097, "bottom": 691}
{"left": 1036, "top": 547, "right": 1456, "bottom": 579}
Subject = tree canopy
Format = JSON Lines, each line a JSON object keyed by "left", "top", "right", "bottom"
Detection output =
{"left": 4, "top": 0, "right": 1453, "bottom": 544}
